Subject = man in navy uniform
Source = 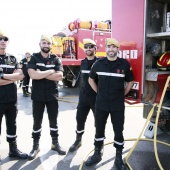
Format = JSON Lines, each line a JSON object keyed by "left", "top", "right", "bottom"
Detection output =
{"left": 0, "top": 30, "right": 28, "bottom": 159}
{"left": 27, "top": 34, "right": 66, "bottom": 160}
{"left": 85, "top": 38, "right": 134, "bottom": 170}
{"left": 69, "top": 39, "right": 98, "bottom": 152}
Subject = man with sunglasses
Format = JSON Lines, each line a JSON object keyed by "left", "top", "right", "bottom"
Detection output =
{"left": 27, "top": 35, "right": 66, "bottom": 160}
{"left": 85, "top": 38, "right": 134, "bottom": 170}
{"left": 0, "top": 30, "right": 28, "bottom": 159}
{"left": 69, "top": 38, "right": 98, "bottom": 152}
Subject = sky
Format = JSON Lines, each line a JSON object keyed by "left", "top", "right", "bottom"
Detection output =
{"left": 1, "top": 0, "right": 111, "bottom": 59}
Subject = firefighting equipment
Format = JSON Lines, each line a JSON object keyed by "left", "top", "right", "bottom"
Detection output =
{"left": 79, "top": 20, "right": 92, "bottom": 29}
{"left": 51, "top": 137, "right": 66, "bottom": 155}
{"left": 69, "top": 134, "right": 82, "bottom": 152}
{"left": 40, "top": 34, "right": 52, "bottom": 44}
{"left": 150, "top": 43, "right": 161, "bottom": 56}
{"left": 106, "top": 38, "right": 120, "bottom": 47}
{"left": 83, "top": 38, "right": 96, "bottom": 46}
{"left": 85, "top": 146, "right": 103, "bottom": 166}
{"left": 157, "top": 52, "right": 170, "bottom": 70}
{"left": 68, "top": 22, "right": 75, "bottom": 31}
{"left": 143, "top": 80, "right": 158, "bottom": 103}
{"left": 68, "top": 19, "right": 92, "bottom": 31}
{"left": 125, "top": 76, "right": 170, "bottom": 170}
{"left": 62, "top": 36, "right": 76, "bottom": 58}
{"left": 28, "top": 139, "right": 40, "bottom": 160}
{"left": 94, "top": 20, "right": 110, "bottom": 30}
{"left": 51, "top": 36, "right": 63, "bottom": 56}
{"left": 145, "top": 53, "right": 153, "bottom": 68}
{"left": 9, "top": 140, "right": 28, "bottom": 159}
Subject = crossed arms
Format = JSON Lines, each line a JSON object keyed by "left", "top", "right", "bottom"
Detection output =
{"left": 28, "top": 68, "right": 63, "bottom": 81}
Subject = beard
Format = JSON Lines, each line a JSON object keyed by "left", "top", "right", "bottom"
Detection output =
{"left": 107, "top": 51, "right": 117, "bottom": 58}
{"left": 41, "top": 47, "right": 50, "bottom": 53}
{"left": 85, "top": 50, "right": 94, "bottom": 57}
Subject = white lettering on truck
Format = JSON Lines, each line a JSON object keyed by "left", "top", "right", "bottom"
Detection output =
{"left": 118, "top": 50, "right": 138, "bottom": 59}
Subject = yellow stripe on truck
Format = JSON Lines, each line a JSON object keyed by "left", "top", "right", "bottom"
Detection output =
{"left": 79, "top": 41, "right": 106, "bottom": 57}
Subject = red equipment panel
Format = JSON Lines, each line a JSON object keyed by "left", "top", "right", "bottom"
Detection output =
{"left": 112, "top": 0, "right": 145, "bottom": 104}
{"left": 71, "top": 29, "right": 111, "bottom": 60}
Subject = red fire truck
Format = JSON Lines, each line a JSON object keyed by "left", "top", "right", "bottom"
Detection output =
{"left": 51, "top": 19, "right": 111, "bottom": 87}
{"left": 111, "top": 0, "right": 170, "bottom": 129}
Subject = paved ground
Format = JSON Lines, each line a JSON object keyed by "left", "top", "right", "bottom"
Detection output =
{"left": 0, "top": 86, "right": 170, "bottom": 170}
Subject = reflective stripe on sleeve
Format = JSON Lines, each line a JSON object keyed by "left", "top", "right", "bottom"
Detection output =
{"left": 0, "top": 64, "right": 15, "bottom": 68}
{"left": 36, "top": 63, "right": 55, "bottom": 68}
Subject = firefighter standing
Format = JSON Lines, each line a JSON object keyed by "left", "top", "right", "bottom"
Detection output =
{"left": 85, "top": 38, "right": 134, "bottom": 170}
{"left": 0, "top": 30, "right": 28, "bottom": 159}
{"left": 27, "top": 35, "right": 66, "bottom": 160}
{"left": 20, "top": 52, "right": 31, "bottom": 97}
{"left": 69, "top": 39, "right": 97, "bottom": 152}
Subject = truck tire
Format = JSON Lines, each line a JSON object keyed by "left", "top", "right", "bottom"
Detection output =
{"left": 63, "top": 66, "right": 80, "bottom": 88}
{"left": 63, "top": 78, "right": 72, "bottom": 87}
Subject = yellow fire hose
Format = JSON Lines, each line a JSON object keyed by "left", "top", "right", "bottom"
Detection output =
{"left": 78, "top": 76, "right": 170, "bottom": 170}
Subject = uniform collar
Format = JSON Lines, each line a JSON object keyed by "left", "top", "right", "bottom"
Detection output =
{"left": 83, "top": 56, "right": 97, "bottom": 63}
{"left": 104, "top": 57, "right": 122, "bottom": 65}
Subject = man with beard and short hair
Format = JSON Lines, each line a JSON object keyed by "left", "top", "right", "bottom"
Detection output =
{"left": 0, "top": 30, "right": 28, "bottom": 159}
{"left": 85, "top": 38, "right": 134, "bottom": 170}
{"left": 69, "top": 38, "right": 98, "bottom": 152}
{"left": 27, "top": 35, "right": 66, "bottom": 160}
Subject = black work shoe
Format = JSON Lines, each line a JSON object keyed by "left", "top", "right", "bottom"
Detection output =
{"left": 114, "top": 156, "right": 126, "bottom": 170}
{"left": 51, "top": 143, "right": 66, "bottom": 155}
{"left": 28, "top": 148, "right": 40, "bottom": 160}
{"left": 9, "top": 149, "right": 28, "bottom": 159}
{"left": 85, "top": 146, "right": 103, "bottom": 166}
{"left": 85, "top": 154, "right": 102, "bottom": 166}
{"left": 69, "top": 140, "right": 82, "bottom": 152}
{"left": 26, "top": 92, "right": 31, "bottom": 95}
{"left": 23, "top": 93, "right": 29, "bottom": 97}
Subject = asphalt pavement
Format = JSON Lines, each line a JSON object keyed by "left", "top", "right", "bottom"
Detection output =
{"left": 0, "top": 86, "right": 170, "bottom": 170}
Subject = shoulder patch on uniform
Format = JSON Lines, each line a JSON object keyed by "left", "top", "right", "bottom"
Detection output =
{"left": 6, "top": 54, "right": 16, "bottom": 64}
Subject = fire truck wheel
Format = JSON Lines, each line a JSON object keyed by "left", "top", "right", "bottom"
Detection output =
{"left": 63, "top": 78, "right": 73, "bottom": 88}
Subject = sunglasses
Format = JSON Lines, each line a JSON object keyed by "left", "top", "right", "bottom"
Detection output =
{"left": 0, "top": 37, "right": 9, "bottom": 41}
{"left": 84, "top": 44, "right": 95, "bottom": 49}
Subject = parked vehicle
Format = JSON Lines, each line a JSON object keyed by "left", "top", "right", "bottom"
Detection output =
{"left": 51, "top": 19, "right": 111, "bottom": 87}
{"left": 111, "top": 0, "right": 170, "bottom": 130}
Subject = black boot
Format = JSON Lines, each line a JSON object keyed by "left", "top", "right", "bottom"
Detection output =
{"left": 85, "top": 146, "right": 103, "bottom": 166}
{"left": 69, "top": 135, "right": 82, "bottom": 152}
{"left": 114, "top": 149, "right": 126, "bottom": 170}
{"left": 28, "top": 139, "right": 40, "bottom": 160}
{"left": 26, "top": 86, "right": 31, "bottom": 95}
{"left": 9, "top": 141, "right": 28, "bottom": 159}
{"left": 22, "top": 87, "right": 29, "bottom": 97}
{"left": 51, "top": 137, "right": 66, "bottom": 155}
